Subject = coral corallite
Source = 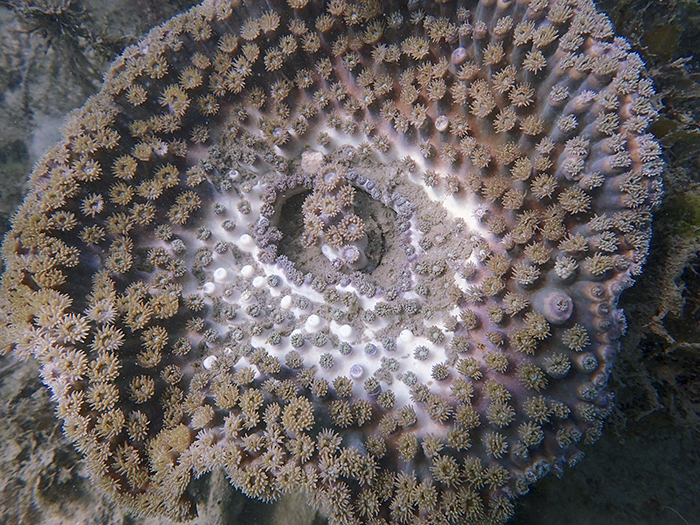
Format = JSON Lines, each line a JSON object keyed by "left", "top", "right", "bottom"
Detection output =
{"left": 0, "top": 0, "right": 663, "bottom": 523}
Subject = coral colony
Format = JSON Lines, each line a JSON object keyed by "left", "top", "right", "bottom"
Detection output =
{"left": 0, "top": 0, "right": 663, "bottom": 523}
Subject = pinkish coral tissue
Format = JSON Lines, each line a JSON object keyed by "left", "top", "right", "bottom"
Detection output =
{"left": 0, "top": 0, "right": 663, "bottom": 524}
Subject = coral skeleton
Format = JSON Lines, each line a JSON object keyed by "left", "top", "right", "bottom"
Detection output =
{"left": 0, "top": 0, "right": 663, "bottom": 524}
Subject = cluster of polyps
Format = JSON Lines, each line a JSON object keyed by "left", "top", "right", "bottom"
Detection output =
{"left": 0, "top": 0, "right": 662, "bottom": 524}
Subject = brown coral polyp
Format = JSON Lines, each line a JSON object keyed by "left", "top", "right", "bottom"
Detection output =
{"left": 0, "top": 0, "right": 663, "bottom": 524}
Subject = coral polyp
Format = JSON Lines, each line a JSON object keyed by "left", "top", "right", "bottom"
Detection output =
{"left": 0, "top": 0, "right": 662, "bottom": 524}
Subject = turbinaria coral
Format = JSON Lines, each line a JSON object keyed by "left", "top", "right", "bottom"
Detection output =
{"left": 0, "top": 1, "right": 663, "bottom": 524}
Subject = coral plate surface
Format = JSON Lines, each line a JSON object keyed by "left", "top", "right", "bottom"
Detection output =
{"left": 0, "top": 0, "right": 663, "bottom": 524}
